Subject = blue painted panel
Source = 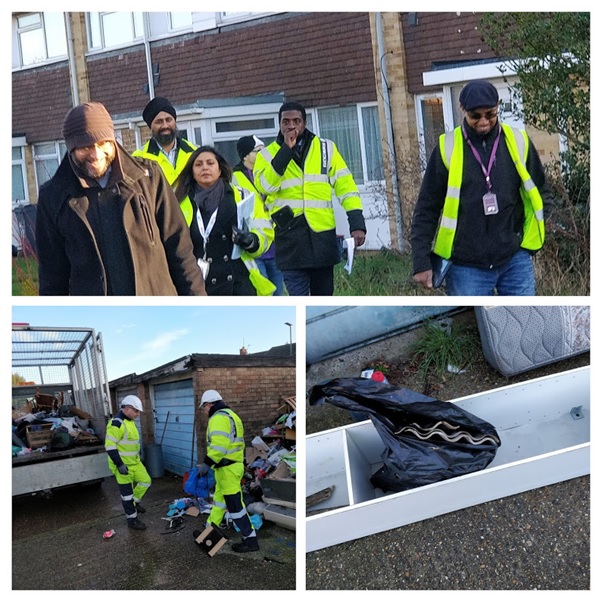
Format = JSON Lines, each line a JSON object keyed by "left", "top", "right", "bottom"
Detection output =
{"left": 153, "top": 379, "right": 196, "bottom": 476}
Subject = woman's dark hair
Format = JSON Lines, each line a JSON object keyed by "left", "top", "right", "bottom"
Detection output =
{"left": 173, "top": 145, "right": 232, "bottom": 201}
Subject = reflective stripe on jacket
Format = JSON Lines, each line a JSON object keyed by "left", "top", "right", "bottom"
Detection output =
{"left": 133, "top": 138, "right": 197, "bottom": 185}
{"left": 433, "top": 123, "right": 545, "bottom": 259}
{"left": 206, "top": 408, "right": 245, "bottom": 466}
{"left": 253, "top": 136, "right": 363, "bottom": 232}
{"left": 105, "top": 415, "right": 141, "bottom": 468}
{"left": 180, "top": 184, "right": 275, "bottom": 296}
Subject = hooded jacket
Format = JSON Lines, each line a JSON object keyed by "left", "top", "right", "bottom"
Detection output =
{"left": 36, "top": 143, "right": 206, "bottom": 296}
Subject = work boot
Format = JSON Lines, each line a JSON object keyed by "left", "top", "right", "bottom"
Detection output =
{"left": 127, "top": 517, "right": 147, "bottom": 530}
{"left": 231, "top": 537, "right": 259, "bottom": 553}
{"left": 135, "top": 502, "right": 146, "bottom": 514}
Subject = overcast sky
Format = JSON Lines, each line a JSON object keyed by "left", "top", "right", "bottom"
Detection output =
{"left": 12, "top": 303, "right": 297, "bottom": 382}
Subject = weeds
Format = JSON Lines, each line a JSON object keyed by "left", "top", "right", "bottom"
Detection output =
{"left": 409, "top": 320, "right": 481, "bottom": 380}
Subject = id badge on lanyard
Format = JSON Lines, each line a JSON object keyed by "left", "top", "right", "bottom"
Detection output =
{"left": 196, "top": 208, "right": 218, "bottom": 280}
{"left": 463, "top": 123, "right": 502, "bottom": 216}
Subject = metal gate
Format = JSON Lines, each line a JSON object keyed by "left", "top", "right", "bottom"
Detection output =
{"left": 152, "top": 379, "right": 196, "bottom": 476}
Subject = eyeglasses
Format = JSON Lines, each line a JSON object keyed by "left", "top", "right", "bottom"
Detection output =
{"left": 467, "top": 109, "right": 498, "bottom": 121}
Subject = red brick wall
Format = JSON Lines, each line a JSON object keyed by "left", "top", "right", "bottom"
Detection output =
{"left": 12, "top": 62, "right": 72, "bottom": 143}
{"left": 13, "top": 13, "right": 376, "bottom": 144}
{"left": 401, "top": 12, "right": 497, "bottom": 95}
{"left": 193, "top": 365, "right": 296, "bottom": 459}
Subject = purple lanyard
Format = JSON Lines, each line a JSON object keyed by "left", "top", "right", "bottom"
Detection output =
{"left": 462, "top": 123, "right": 501, "bottom": 192}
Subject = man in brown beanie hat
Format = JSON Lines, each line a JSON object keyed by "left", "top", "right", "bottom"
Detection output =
{"left": 133, "top": 96, "right": 197, "bottom": 185}
{"left": 36, "top": 101, "right": 206, "bottom": 296}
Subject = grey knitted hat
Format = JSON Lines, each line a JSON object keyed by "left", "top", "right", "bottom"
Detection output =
{"left": 62, "top": 102, "right": 115, "bottom": 152}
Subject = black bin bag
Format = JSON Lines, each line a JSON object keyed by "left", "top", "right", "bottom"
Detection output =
{"left": 308, "top": 377, "right": 501, "bottom": 493}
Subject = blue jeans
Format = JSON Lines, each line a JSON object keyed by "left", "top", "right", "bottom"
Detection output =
{"left": 445, "top": 249, "right": 536, "bottom": 296}
{"left": 281, "top": 266, "right": 334, "bottom": 296}
{"left": 256, "top": 257, "right": 286, "bottom": 296}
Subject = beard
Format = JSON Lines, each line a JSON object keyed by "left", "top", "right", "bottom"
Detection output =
{"left": 72, "top": 142, "right": 116, "bottom": 179}
{"left": 155, "top": 127, "right": 177, "bottom": 146}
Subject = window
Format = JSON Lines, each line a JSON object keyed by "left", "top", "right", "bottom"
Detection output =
{"left": 88, "top": 12, "right": 144, "bottom": 50}
{"left": 169, "top": 12, "right": 193, "bottom": 30}
{"left": 210, "top": 115, "right": 278, "bottom": 168}
{"left": 316, "top": 104, "right": 383, "bottom": 185}
{"left": 417, "top": 96, "right": 445, "bottom": 167}
{"left": 12, "top": 146, "right": 28, "bottom": 208}
{"left": 33, "top": 142, "right": 67, "bottom": 189}
{"left": 15, "top": 12, "right": 67, "bottom": 67}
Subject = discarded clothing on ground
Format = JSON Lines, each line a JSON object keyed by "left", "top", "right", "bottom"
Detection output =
{"left": 308, "top": 377, "right": 501, "bottom": 493}
{"left": 184, "top": 466, "right": 215, "bottom": 499}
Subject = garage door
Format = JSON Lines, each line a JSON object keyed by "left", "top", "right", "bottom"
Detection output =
{"left": 153, "top": 379, "right": 197, "bottom": 476}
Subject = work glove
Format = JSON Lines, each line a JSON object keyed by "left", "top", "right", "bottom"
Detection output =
{"left": 117, "top": 464, "right": 129, "bottom": 475}
{"left": 232, "top": 226, "right": 259, "bottom": 252}
{"left": 197, "top": 462, "right": 210, "bottom": 476}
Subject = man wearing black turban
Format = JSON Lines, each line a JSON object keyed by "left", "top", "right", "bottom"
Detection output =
{"left": 133, "top": 96, "right": 197, "bottom": 185}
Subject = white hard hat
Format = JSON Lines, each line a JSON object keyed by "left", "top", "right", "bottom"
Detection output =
{"left": 199, "top": 389, "right": 222, "bottom": 407}
{"left": 121, "top": 395, "right": 143, "bottom": 412}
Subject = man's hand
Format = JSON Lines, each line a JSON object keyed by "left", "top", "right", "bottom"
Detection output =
{"left": 350, "top": 230, "right": 365, "bottom": 248}
{"left": 117, "top": 464, "right": 129, "bottom": 475}
{"left": 413, "top": 270, "right": 433, "bottom": 288}
{"left": 283, "top": 128, "right": 298, "bottom": 149}
{"left": 197, "top": 462, "right": 210, "bottom": 476}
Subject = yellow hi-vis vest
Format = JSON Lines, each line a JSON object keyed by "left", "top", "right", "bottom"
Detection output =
{"left": 179, "top": 184, "right": 275, "bottom": 296}
{"left": 132, "top": 138, "right": 197, "bottom": 186}
{"left": 206, "top": 408, "right": 245, "bottom": 466}
{"left": 105, "top": 415, "right": 141, "bottom": 469}
{"left": 433, "top": 123, "right": 545, "bottom": 259}
{"left": 253, "top": 136, "right": 363, "bottom": 232}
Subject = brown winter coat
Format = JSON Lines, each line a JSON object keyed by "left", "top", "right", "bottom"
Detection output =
{"left": 36, "top": 144, "right": 205, "bottom": 296}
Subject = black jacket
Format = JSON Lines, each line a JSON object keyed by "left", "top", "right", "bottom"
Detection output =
{"left": 411, "top": 120, "right": 554, "bottom": 272}
{"left": 187, "top": 184, "right": 255, "bottom": 296}
{"left": 36, "top": 144, "right": 205, "bottom": 296}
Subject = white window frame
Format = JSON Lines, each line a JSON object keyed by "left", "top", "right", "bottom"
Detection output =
{"left": 311, "top": 102, "right": 384, "bottom": 188}
{"left": 87, "top": 12, "right": 144, "bottom": 52}
{"left": 13, "top": 12, "right": 68, "bottom": 69}
{"left": 33, "top": 141, "right": 66, "bottom": 191}
{"left": 12, "top": 137, "right": 29, "bottom": 209}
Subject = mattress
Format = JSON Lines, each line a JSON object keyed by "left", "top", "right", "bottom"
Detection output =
{"left": 474, "top": 306, "right": 590, "bottom": 376}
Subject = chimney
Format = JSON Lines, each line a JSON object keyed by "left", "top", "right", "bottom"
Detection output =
{"left": 239, "top": 346, "right": 247, "bottom": 355}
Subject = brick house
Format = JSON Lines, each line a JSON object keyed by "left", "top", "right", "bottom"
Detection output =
{"left": 109, "top": 344, "right": 296, "bottom": 476}
{"left": 12, "top": 11, "right": 565, "bottom": 253}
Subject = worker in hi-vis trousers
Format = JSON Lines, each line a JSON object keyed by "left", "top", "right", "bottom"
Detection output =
{"left": 197, "top": 389, "right": 259, "bottom": 553}
{"left": 105, "top": 395, "right": 151, "bottom": 530}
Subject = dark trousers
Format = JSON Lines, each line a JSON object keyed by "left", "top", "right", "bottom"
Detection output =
{"left": 281, "top": 266, "right": 334, "bottom": 296}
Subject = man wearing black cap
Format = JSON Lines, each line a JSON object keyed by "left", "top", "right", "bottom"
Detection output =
{"left": 133, "top": 96, "right": 197, "bottom": 185}
{"left": 35, "top": 101, "right": 206, "bottom": 296}
{"left": 232, "top": 135, "right": 285, "bottom": 295}
{"left": 411, "top": 79, "right": 553, "bottom": 296}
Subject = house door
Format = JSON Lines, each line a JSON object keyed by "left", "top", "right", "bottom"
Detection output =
{"left": 152, "top": 379, "right": 196, "bottom": 476}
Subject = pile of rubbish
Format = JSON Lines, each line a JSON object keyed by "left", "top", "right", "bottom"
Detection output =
{"left": 12, "top": 394, "right": 102, "bottom": 457}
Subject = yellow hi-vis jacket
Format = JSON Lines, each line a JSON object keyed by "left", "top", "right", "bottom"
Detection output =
{"left": 253, "top": 136, "right": 363, "bottom": 231}
{"left": 133, "top": 138, "right": 197, "bottom": 186}
{"left": 433, "top": 123, "right": 545, "bottom": 259}
{"left": 179, "top": 184, "right": 275, "bottom": 296}
{"left": 105, "top": 415, "right": 141, "bottom": 470}
{"left": 206, "top": 408, "right": 245, "bottom": 466}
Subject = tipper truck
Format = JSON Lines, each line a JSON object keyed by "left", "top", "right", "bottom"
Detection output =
{"left": 12, "top": 324, "right": 113, "bottom": 496}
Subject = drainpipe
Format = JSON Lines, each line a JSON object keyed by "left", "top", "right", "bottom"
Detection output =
{"left": 64, "top": 13, "right": 79, "bottom": 106}
{"left": 143, "top": 13, "right": 155, "bottom": 100}
{"left": 375, "top": 12, "right": 404, "bottom": 251}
